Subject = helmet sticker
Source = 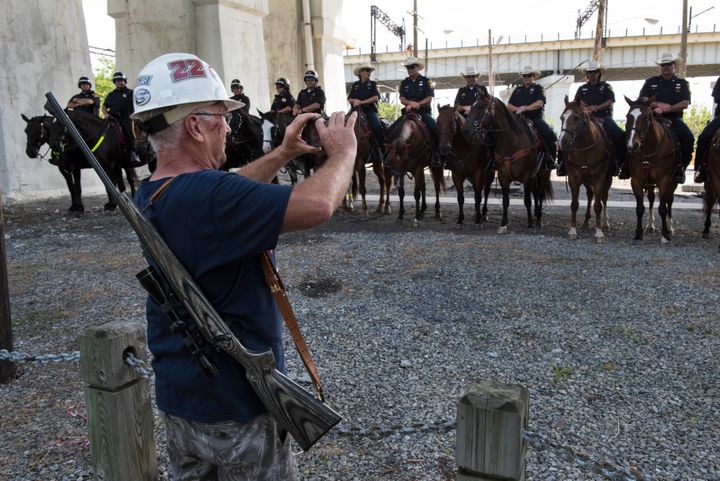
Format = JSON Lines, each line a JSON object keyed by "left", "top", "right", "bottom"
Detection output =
{"left": 167, "top": 59, "right": 207, "bottom": 82}
{"left": 135, "top": 88, "right": 151, "bottom": 106}
{"left": 137, "top": 75, "right": 153, "bottom": 86}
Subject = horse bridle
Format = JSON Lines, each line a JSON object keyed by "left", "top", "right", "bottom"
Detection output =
{"left": 438, "top": 110, "right": 458, "bottom": 152}
{"left": 560, "top": 110, "right": 589, "bottom": 149}
{"left": 628, "top": 107, "right": 676, "bottom": 161}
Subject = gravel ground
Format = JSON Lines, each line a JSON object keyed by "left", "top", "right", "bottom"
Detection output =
{"left": 0, "top": 171, "right": 719, "bottom": 481}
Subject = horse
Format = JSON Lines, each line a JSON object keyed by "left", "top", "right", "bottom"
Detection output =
{"left": 436, "top": 105, "right": 494, "bottom": 226}
{"left": 558, "top": 96, "right": 613, "bottom": 243}
{"left": 384, "top": 112, "right": 445, "bottom": 226}
{"left": 701, "top": 128, "right": 720, "bottom": 249}
{"left": 463, "top": 93, "right": 553, "bottom": 234}
{"left": 222, "top": 109, "right": 264, "bottom": 171}
{"left": 623, "top": 96, "right": 680, "bottom": 243}
{"left": 47, "top": 109, "right": 138, "bottom": 211}
{"left": 343, "top": 108, "right": 392, "bottom": 216}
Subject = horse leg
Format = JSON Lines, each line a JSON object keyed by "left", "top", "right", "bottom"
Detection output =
{"left": 702, "top": 186, "right": 715, "bottom": 239}
{"left": 632, "top": 182, "right": 645, "bottom": 241}
{"left": 497, "top": 175, "right": 510, "bottom": 234}
{"left": 374, "top": 163, "right": 385, "bottom": 214}
{"left": 593, "top": 182, "right": 605, "bottom": 243}
{"left": 568, "top": 177, "right": 580, "bottom": 240}
{"left": 524, "top": 178, "right": 533, "bottom": 231}
{"left": 397, "top": 175, "right": 405, "bottom": 221}
{"left": 414, "top": 170, "right": 425, "bottom": 226}
{"left": 666, "top": 194, "right": 674, "bottom": 236}
{"left": 454, "top": 173, "right": 465, "bottom": 226}
{"left": 658, "top": 194, "right": 671, "bottom": 243}
{"left": 384, "top": 170, "right": 393, "bottom": 215}
{"left": 433, "top": 167, "right": 442, "bottom": 219}
{"left": 482, "top": 172, "right": 493, "bottom": 223}
{"left": 645, "top": 188, "right": 656, "bottom": 233}
{"left": 358, "top": 164, "right": 368, "bottom": 217}
{"left": 72, "top": 169, "right": 85, "bottom": 214}
{"left": 125, "top": 167, "right": 138, "bottom": 197}
{"left": 581, "top": 185, "right": 594, "bottom": 229}
{"left": 59, "top": 168, "right": 79, "bottom": 213}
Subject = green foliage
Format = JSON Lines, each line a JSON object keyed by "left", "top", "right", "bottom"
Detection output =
{"left": 93, "top": 57, "right": 116, "bottom": 106}
{"left": 684, "top": 105, "right": 712, "bottom": 142}
{"left": 378, "top": 101, "right": 401, "bottom": 122}
{"left": 552, "top": 365, "right": 573, "bottom": 383}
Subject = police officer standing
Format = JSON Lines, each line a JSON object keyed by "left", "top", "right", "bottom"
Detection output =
{"left": 571, "top": 61, "right": 625, "bottom": 177}
{"left": 454, "top": 67, "right": 487, "bottom": 116}
{"left": 271, "top": 78, "right": 295, "bottom": 114}
{"left": 348, "top": 62, "right": 385, "bottom": 161}
{"left": 68, "top": 76, "right": 101, "bottom": 116}
{"left": 293, "top": 70, "right": 326, "bottom": 116}
{"left": 103, "top": 71, "right": 135, "bottom": 151}
{"left": 638, "top": 52, "right": 694, "bottom": 184}
{"left": 399, "top": 56, "right": 439, "bottom": 165}
{"left": 693, "top": 75, "right": 720, "bottom": 183}
{"left": 230, "top": 79, "right": 250, "bottom": 113}
{"left": 507, "top": 66, "right": 557, "bottom": 170}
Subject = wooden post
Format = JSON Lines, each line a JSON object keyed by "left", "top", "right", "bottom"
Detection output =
{"left": 0, "top": 194, "right": 17, "bottom": 383}
{"left": 80, "top": 321, "right": 157, "bottom": 481}
{"left": 456, "top": 380, "right": 529, "bottom": 481}
{"left": 679, "top": 0, "right": 689, "bottom": 78}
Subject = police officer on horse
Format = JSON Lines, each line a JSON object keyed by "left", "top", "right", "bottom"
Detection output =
{"left": 230, "top": 79, "right": 250, "bottom": 113}
{"left": 638, "top": 52, "right": 694, "bottom": 184}
{"left": 348, "top": 62, "right": 385, "bottom": 161}
{"left": 568, "top": 60, "right": 626, "bottom": 177}
{"left": 103, "top": 71, "right": 136, "bottom": 161}
{"left": 293, "top": 70, "right": 326, "bottom": 116}
{"left": 507, "top": 66, "right": 557, "bottom": 171}
{"left": 454, "top": 67, "right": 487, "bottom": 116}
{"left": 271, "top": 78, "right": 294, "bottom": 114}
{"left": 399, "top": 56, "right": 439, "bottom": 166}
{"left": 694, "top": 74, "right": 720, "bottom": 183}
{"left": 68, "top": 76, "right": 100, "bottom": 116}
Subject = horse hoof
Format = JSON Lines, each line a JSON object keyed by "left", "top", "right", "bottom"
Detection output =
{"left": 413, "top": 219, "right": 421, "bottom": 227}
{"left": 568, "top": 234, "right": 577, "bottom": 241}
{"left": 497, "top": 226, "right": 508, "bottom": 235}
{"left": 595, "top": 236, "right": 604, "bottom": 244}
{"left": 645, "top": 227, "right": 655, "bottom": 234}
{"left": 455, "top": 222, "right": 464, "bottom": 229}
{"left": 632, "top": 237, "right": 643, "bottom": 244}
{"left": 661, "top": 236, "right": 671, "bottom": 244}
{"left": 702, "top": 232, "right": 710, "bottom": 240}
{"left": 581, "top": 221, "right": 590, "bottom": 229}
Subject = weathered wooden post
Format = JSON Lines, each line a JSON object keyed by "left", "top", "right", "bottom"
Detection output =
{"left": 79, "top": 321, "right": 157, "bottom": 481}
{"left": 0, "top": 195, "right": 17, "bottom": 383}
{"left": 456, "top": 380, "right": 529, "bottom": 481}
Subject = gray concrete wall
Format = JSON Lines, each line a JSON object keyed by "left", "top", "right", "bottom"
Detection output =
{"left": 263, "top": 0, "right": 304, "bottom": 110}
{"left": 0, "top": 0, "right": 98, "bottom": 202}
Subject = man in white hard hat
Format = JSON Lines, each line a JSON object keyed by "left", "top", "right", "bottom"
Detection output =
{"left": 131, "top": 53, "right": 357, "bottom": 480}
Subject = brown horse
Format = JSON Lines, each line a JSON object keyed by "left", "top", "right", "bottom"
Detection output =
{"left": 624, "top": 96, "right": 680, "bottom": 243}
{"left": 463, "top": 93, "right": 553, "bottom": 234}
{"left": 384, "top": 113, "right": 444, "bottom": 226}
{"left": 558, "top": 96, "right": 613, "bottom": 242}
{"left": 343, "top": 109, "right": 392, "bottom": 216}
{"left": 701, "top": 128, "right": 720, "bottom": 249}
{"left": 436, "top": 105, "right": 494, "bottom": 226}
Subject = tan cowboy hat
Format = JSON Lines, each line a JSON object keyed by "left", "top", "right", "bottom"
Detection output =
{"left": 460, "top": 67, "right": 480, "bottom": 78}
{"left": 519, "top": 65, "right": 541, "bottom": 77}
{"left": 402, "top": 56, "right": 425, "bottom": 71}
{"left": 582, "top": 60, "right": 605, "bottom": 72}
{"left": 353, "top": 62, "right": 376, "bottom": 76}
{"left": 655, "top": 52, "right": 679, "bottom": 65}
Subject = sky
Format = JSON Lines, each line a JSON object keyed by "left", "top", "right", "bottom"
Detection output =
{"left": 82, "top": 0, "right": 718, "bottom": 114}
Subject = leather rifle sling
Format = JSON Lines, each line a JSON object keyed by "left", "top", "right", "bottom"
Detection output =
{"left": 261, "top": 252, "right": 325, "bottom": 401}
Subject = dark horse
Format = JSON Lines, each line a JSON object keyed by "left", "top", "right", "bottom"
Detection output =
{"left": 47, "top": 109, "right": 139, "bottom": 212}
{"left": 436, "top": 105, "right": 494, "bottom": 226}
{"left": 260, "top": 110, "right": 326, "bottom": 184}
{"left": 384, "top": 112, "right": 445, "bottom": 226}
{"left": 624, "top": 96, "right": 680, "bottom": 243}
{"left": 558, "top": 96, "right": 613, "bottom": 242}
{"left": 222, "top": 109, "right": 264, "bottom": 171}
{"left": 701, "top": 128, "right": 720, "bottom": 250}
{"left": 343, "top": 108, "right": 392, "bottom": 216}
{"left": 463, "top": 93, "right": 553, "bottom": 234}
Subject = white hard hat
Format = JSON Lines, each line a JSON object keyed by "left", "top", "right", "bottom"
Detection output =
{"left": 131, "top": 52, "right": 243, "bottom": 133}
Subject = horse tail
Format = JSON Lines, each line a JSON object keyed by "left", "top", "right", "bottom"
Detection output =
{"left": 533, "top": 171, "right": 554, "bottom": 201}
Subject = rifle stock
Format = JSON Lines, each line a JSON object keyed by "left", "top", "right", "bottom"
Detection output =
{"left": 45, "top": 92, "right": 341, "bottom": 451}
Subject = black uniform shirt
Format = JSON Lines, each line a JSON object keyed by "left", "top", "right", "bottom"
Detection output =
{"left": 348, "top": 80, "right": 380, "bottom": 113}
{"left": 103, "top": 87, "right": 134, "bottom": 118}
{"left": 454, "top": 85, "right": 487, "bottom": 107}
{"left": 70, "top": 90, "right": 101, "bottom": 116}
{"left": 231, "top": 93, "right": 250, "bottom": 112}
{"left": 296, "top": 86, "right": 326, "bottom": 112}
{"left": 400, "top": 75, "right": 434, "bottom": 113}
{"left": 271, "top": 91, "right": 295, "bottom": 111}
{"left": 574, "top": 81, "right": 615, "bottom": 117}
{"left": 712, "top": 76, "right": 720, "bottom": 118}
{"left": 509, "top": 83, "right": 546, "bottom": 120}
{"left": 639, "top": 75, "right": 691, "bottom": 118}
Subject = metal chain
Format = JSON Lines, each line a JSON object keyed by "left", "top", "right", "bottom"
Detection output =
{"left": 122, "top": 351, "right": 154, "bottom": 379}
{"left": 0, "top": 348, "right": 80, "bottom": 363}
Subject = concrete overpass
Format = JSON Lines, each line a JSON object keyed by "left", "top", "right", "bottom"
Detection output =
{"left": 344, "top": 29, "right": 720, "bottom": 90}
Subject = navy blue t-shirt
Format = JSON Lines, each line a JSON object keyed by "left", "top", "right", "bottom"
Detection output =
{"left": 134, "top": 169, "right": 292, "bottom": 423}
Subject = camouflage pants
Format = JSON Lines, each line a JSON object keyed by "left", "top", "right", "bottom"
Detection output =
{"left": 163, "top": 412, "right": 298, "bottom": 481}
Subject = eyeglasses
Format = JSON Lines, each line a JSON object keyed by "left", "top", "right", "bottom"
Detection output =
{"left": 659, "top": 62, "right": 673, "bottom": 67}
{"left": 193, "top": 112, "right": 232, "bottom": 124}
{"left": 521, "top": 74, "right": 533, "bottom": 78}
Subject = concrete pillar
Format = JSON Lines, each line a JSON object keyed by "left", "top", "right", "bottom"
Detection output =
{"left": 263, "top": 0, "right": 305, "bottom": 111}
{"left": 537, "top": 74, "right": 574, "bottom": 133}
{"left": 0, "top": 0, "right": 97, "bottom": 201}
{"left": 310, "top": 0, "right": 349, "bottom": 113}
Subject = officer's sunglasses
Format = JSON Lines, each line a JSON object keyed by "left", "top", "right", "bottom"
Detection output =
{"left": 193, "top": 112, "right": 232, "bottom": 124}
{"left": 406, "top": 65, "right": 418, "bottom": 70}
{"left": 586, "top": 70, "right": 599, "bottom": 74}
{"left": 659, "top": 62, "right": 673, "bottom": 67}
{"left": 521, "top": 74, "right": 533, "bottom": 78}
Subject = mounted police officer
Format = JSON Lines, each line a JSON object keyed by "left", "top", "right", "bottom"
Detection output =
{"left": 508, "top": 66, "right": 557, "bottom": 170}
{"left": 638, "top": 52, "right": 694, "bottom": 184}
{"left": 293, "top": 70, "right": 326, "bottom": 116}
{"left": 399, "top": 56, "right": 439, "bottom": 166}
{"left": 68, "top": 76, "right": 100, "bottom": 116}
{"left": 271, "top": 78, "right": 294, "bottom": 114}
{"left": 103, "top": 71, "right": 136, "bottom": 159}
{"left": 348, "top": 62, "right": 385, "bottom": 161}
{"left": 694, "top": 75, "right": 720, "bottom": 183}
{"left": 570, "top": 61, "right": 625, "bottom": 177}
{"left": 230, "top": 79, "right": 250, "bottom": 113}
{"left": 454, "top": 67, "right": 487, "bottom": 116}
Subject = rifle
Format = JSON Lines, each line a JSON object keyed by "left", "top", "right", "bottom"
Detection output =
{"left": 44, "top": 92, "right": 341, "bottom": 451}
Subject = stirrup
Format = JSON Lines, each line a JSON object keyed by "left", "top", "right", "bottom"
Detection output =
{"left": 694, "top": 170, "right": 707, "bottom": 183}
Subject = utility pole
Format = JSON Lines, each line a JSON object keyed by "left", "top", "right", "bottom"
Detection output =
{"left": 679, "top": 0, "right": 689, "bottom": 78}
{"left": 0, "top": 195, "right": 16, "bottom": 383}
{"left": 412, "top": 0, "right": 418, "bottom": 57}
{"left": 488, "top": 29, "right": 494, "bottom": 95}
{"left": 592, "top": 0, "right": 607, "bottom": 61}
